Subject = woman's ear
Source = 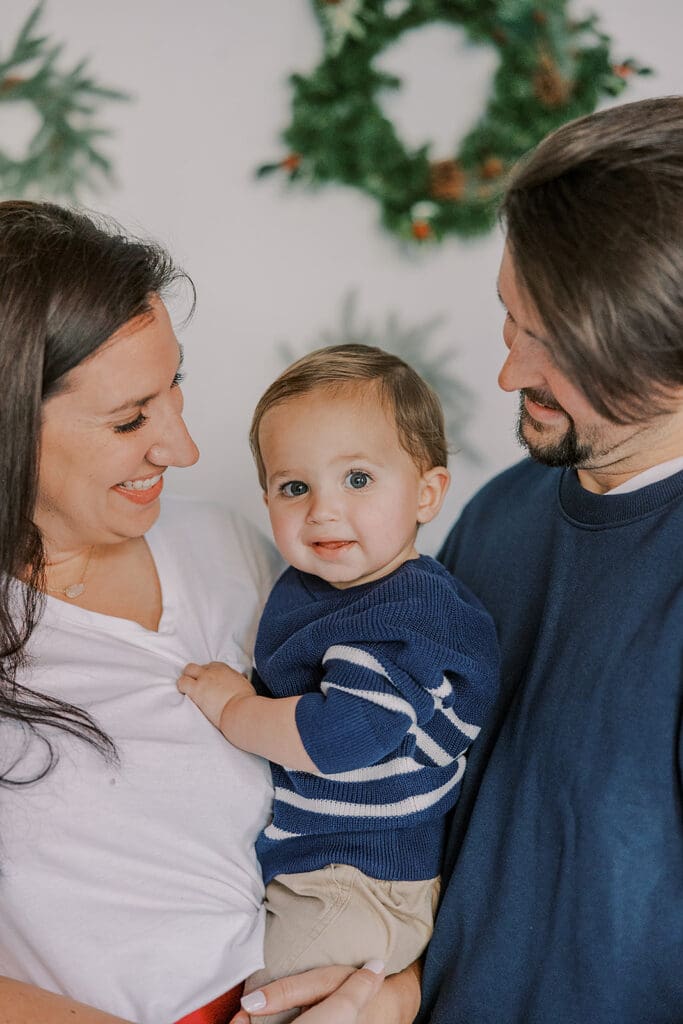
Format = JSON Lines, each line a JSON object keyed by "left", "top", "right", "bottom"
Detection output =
{"left": 416, "top": 466, "right": 450, "bottom": 524}
{"left": 262, "top": 490, "right": 269, "bottom": 507}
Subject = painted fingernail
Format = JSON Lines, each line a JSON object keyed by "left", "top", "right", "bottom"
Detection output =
{"left": 240, "top": 989, "right": 267, "bottom": 1012}
{"left": 362, "top": 959, "right": 385, "bottom": 975}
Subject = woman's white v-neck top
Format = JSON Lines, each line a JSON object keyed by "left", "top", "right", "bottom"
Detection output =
{"left": 0, "top": 497, "right": 281, "bottom": 1024}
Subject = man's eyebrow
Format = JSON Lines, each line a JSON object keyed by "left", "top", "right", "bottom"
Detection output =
{"left": 495, "top": 287, "right": 549, "bottom": 345}
{"left": 104, "top": 345, "right": 184, "bottom": 416}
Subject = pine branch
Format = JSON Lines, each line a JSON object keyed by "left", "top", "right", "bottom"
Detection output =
{"left": 0, "top": 3, "right": 129, "bottom": 199}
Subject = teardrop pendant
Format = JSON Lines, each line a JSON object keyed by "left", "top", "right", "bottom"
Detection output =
{"left": 64, "top": 583, "right": 86, "bottom": 599}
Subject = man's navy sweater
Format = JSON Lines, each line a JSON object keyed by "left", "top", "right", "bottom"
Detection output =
{"left": 252, "top": 556, "right": 500, "bottom": 886}
{"left": 418, "top": 461, "right": 683, "bottom": 1024}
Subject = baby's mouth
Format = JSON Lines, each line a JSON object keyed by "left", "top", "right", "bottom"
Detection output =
{"left": 313, "top": 541, "right": 354, "bottom": 550}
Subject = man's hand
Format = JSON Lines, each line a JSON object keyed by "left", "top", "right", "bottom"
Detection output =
{"left": 177, "top": 661, "right": 254, "bottom": 729}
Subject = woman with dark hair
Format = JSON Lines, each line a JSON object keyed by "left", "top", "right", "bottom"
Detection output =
{"left": 0, "top": 202, "right": 409, "bottom": 1024}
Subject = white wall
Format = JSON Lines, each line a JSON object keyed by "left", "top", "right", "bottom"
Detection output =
{"left": 5, "top": 0, "right": 682, "bottom": 552}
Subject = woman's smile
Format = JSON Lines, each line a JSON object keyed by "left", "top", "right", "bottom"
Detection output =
{"left": 113, "top": 472, "right": 165, "bottom": 504}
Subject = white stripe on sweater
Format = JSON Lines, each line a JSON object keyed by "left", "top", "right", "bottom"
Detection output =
{"left": 320, "top": 680, "right": 417, "bottom": 723}
{"left": 273, "top": 755, "right": 467, "bottom": 818}
{"left": 410, "top": 724, "right": 455, "bottom": 766}
{"left": 437, "top": 702, "right": 481, "bottom": 741}
{"left": 323, "top": 644, "right": 389, "bottom": 677}
{"left": 263, "top": 823, "right": 302, "bottom": 840}
{"left": 320, "top": 756, "right": 424, "bottom": 783}
{"left": 433, "top": 676, "right": 453, "bottom": 700}
{"left": 321, "top": 643, "right": 387, "bottom": 675}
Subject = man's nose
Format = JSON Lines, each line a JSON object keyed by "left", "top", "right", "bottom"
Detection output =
{"left": 498, "top": 335, "right": 548, "bottom": 394}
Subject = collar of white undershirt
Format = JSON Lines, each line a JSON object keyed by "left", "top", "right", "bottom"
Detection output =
{"left": 605, "top": 455, "right": 683, "bottom": 495}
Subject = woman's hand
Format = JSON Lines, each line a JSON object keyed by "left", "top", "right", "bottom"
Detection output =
{"left": 229, "top": 959, "right": 421, "bottom": 1024}
{"left": 177, "top": 661, "right": 254, "bottom": 729}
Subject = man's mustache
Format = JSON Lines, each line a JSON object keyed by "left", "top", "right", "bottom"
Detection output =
{"left": 521, "top": 388, "right": 565, "bottom": 414}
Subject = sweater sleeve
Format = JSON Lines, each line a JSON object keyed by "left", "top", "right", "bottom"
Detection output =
{"left": 295, "top": 638, "right": 492, "bottom": 775}
{"left": 295, "top": 643, "right": 418, "bottom": 773}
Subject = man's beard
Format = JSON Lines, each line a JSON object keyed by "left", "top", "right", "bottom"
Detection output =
{"left": 516, "top": 390, "right": 594, "bottom": 468}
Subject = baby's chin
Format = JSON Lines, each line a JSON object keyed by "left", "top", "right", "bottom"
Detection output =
{"left": 291, "top": 556, "right": 373, "bottom": 590}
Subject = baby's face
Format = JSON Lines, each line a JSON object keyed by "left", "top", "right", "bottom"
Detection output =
{"left": 258, "top": 386, "right": 444, "bottom": 588}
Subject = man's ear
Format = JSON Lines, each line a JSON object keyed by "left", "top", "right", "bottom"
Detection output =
{"left": 416, "top": 466, "right": 450, "bottom": 524}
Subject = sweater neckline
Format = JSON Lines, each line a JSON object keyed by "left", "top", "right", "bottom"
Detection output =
{"left": 559, "top": 466, "right": 683, "bottom": 527}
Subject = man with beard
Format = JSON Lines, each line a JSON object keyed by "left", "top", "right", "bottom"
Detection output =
{"left": 416, "top": 96, "right": 683, "bottom": 1024}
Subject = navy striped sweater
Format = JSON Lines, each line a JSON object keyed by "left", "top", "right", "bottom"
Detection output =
{"left": 253, "top": 556, "right": 500, "bottom": 884}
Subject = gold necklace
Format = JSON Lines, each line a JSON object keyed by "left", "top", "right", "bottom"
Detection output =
{"left": 46, "top": 546, "right": 95, "bottom": 599}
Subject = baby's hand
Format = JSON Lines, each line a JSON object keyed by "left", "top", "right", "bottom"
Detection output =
{"left": 178, "top": 661, "right": 255, "bottom": 729}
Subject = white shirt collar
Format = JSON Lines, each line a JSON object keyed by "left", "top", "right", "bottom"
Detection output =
{"left": 606, "top": 455, "right": 683, "bottom": 496}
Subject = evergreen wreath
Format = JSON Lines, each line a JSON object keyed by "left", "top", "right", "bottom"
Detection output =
{"left": 0, "top": 4, "right": 128, "bottom": 199}
{"left": 258, "top": 0, "right": 650, "bottom": 243}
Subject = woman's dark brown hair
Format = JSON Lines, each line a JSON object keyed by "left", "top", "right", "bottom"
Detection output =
{"left": 0, "top": 201, "right": 190, "bottom": 785}
{"left": 501, "top": 95, "right": 683, "bottom": 423}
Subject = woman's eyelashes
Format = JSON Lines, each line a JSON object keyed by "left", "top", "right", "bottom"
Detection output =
{"left": 114, "top": 412, "right": 149, "bottom": 434}
{"left": 114, "top": 370, "right": 185, "bottom": 434}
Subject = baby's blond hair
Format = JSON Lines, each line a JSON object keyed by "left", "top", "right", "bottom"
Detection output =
{"left": 250, "top": 343, "right": 447, "bottom": 490}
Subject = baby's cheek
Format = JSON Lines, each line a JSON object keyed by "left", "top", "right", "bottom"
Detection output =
{"left": 270, "top": 520, "right": 300, "bottom": 563}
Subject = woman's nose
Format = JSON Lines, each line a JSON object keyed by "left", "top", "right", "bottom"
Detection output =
{"left": 147, "top": 409, "right": 200, "bottom": 469}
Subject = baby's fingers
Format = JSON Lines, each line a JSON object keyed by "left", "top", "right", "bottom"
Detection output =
{"left": 178, "top": 662, "right": 206, "bottom": 695}
{"left": 177, "top": 672, "right": 197, "bottom": 696}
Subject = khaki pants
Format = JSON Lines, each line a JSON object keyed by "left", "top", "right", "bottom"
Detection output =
{"left": 245, "top": 864, "right": 440, "bottom": 1024}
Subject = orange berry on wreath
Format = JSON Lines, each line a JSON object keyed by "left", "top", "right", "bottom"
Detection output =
{"left": 281, "top": 153, "right": 301, "bottom": 172}
{"left": 411, "top": 219, "right": 432, "bottom": 241}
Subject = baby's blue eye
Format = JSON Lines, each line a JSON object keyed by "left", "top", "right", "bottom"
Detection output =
{"left": 346, "top": 471, "right": 370, "bottom": 489}
{"left": 281, "top": 480, "right": 309, "bottom": 497}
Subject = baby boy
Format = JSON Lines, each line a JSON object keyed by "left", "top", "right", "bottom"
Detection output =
{"left": 178, "top": 344, "right": 500, "bottom": 1023}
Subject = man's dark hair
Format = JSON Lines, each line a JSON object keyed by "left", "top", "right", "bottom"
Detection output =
{"left": 501, "top": 95, "right": 683, "bottom": 423}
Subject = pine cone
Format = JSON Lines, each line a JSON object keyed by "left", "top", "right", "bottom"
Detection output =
{"left": 0, "top": 75, "right": 23, "bottom": 94}
{"left": 429, "top": 159, "right": 466, "bottom": 201}
{"left": 480, "top": 157, "right": 504, "bottom": 180}
{"left": 534, "top": 52, "right": 572, "bottom": 108}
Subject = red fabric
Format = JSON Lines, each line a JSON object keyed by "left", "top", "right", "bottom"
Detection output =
{"left": 175, "top": 983, "right": 244, "bottom": 1024}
